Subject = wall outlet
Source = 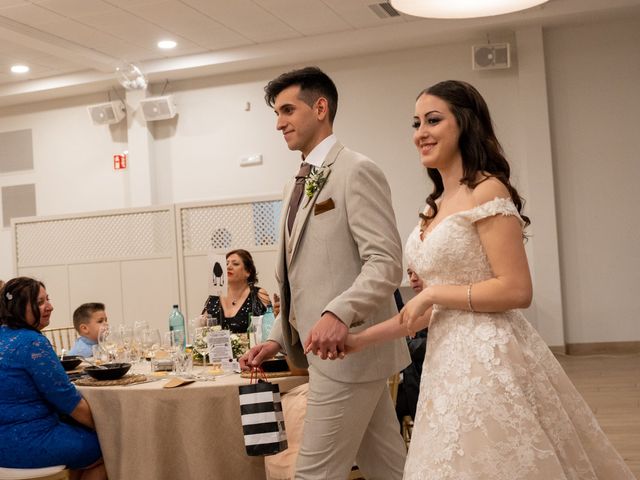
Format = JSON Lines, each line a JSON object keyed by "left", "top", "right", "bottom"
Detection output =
{"left": 240, "top": 154, "right": 263, "bottom": 167}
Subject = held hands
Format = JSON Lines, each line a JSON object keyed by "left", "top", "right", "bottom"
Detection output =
{"left": 239, "top": 340, "right": 281, "bottom": 370}
{"left": 400, "top": 288, "right": 433, "bottom": 336}
{"left": 303, "top": 311, "right": 348, "bottom": 360}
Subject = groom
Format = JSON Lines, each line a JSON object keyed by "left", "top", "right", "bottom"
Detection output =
{"left": 240, "top": 66, "right": 409, "bottom": 479}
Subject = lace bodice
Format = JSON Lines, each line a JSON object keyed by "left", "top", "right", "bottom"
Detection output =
{"left": 405, "top": 197, "right": 522, "bottom": 288}
{"left": 401, "top": 198, "right": 634, "bottom": 480}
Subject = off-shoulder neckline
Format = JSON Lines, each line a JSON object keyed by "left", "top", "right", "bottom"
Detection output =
{"left": 419, "top": 196, "right": 514, "bottom": 241}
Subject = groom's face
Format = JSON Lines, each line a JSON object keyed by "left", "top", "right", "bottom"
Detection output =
{"left": 273, "top": 85, "right": 324, "bottom": 158}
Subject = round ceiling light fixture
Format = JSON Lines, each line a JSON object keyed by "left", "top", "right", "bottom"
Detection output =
{"left": 157, "top": 40, "right": 177, "bottom": 49}
{"left": 11, "top": 64, "right": 30, "bottom": 74}
{"left": 390, "top": 0, "right": 550, "bottom": 19}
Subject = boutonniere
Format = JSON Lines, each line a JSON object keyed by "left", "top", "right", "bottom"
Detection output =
{"left": 303, "top": 167, "right": 329, "bottom": 207}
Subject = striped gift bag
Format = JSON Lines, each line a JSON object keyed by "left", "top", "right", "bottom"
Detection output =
{"left": 239, "top": 372, "right": 288, "bottom": 456}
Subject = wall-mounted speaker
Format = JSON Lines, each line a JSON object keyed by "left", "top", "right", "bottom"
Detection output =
{"left": 139, "top": 95, "right": 178, "bottom": 121}
{"left": 472, "top": 43, "right": 511, "bottom": 70}
{"left": 87, "top": 101, "right": 126, "bottom": 125}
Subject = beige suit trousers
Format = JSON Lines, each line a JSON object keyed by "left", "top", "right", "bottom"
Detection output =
{"left": 295, "top": 366, "right": 406, "bottom": 480}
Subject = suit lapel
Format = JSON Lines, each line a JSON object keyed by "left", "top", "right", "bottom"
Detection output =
{"left": 289, "top": 142, "right": 344, "bottom": 262}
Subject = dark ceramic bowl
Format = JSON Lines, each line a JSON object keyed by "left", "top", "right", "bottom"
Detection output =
{"left": 60, "top": 355, "right": 83, "bottom": 371}
{"left": 84, "top": 362, "right": 131, "bottom": 381}
{"left": 262, "top": 357, "right": 290, "bottom": 373}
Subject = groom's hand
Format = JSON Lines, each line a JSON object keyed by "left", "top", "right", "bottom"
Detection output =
{"left": 239, "top": 340, "right": 281, "bottom": 370}
{"left": 303, "top": 312, "right": 348, "bottom": 360}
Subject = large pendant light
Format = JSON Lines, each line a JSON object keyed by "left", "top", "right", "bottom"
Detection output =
{"left": 390, "top": 0, "right": 550, "bottom": 19}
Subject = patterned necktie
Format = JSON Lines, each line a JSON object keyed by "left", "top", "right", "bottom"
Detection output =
{"left": 287, "top": 162, "right": 312, "bottom": 234}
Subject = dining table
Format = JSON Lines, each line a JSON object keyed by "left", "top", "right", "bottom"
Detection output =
{"left": 77, "top": 366, "right": 308, "bottom": 480}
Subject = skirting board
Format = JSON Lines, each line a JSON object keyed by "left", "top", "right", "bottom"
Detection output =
{"left": 564, "top": 341, "right": 640, "bottom": 355}
{"left": 549, "top": 345, "right": 566, "bottom": 355}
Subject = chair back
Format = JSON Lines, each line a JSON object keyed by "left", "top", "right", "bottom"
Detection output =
{"left": 0, "top": 465, "right": 68, "bottom": 480}
{"left": 41, "top": 326, "right": 78, "bottom": 354}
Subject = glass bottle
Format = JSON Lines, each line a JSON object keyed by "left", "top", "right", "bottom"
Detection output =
{"left": 261, "top": 305, "right": 276, "bottom": 342}
{"left": 168, "top": 304, "right": 186, "bottom": 349}
{"left": 246, "top": 314, "right": 254, "bottom": 348}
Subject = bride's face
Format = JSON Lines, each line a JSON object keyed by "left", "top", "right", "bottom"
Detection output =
{"left": 412, "top": 94, "right": 462, "bottom": 170}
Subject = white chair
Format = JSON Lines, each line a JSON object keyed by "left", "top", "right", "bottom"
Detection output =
{"left": 0, "top": 465, "right": 68, "bottom": 480}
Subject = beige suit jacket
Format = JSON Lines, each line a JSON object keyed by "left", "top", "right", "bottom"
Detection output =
{"left": 269, "top": 142, "right": 410, "bottom": 383}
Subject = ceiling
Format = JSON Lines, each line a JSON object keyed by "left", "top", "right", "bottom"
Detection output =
{"left": 0, "top": 0, "right": 639, "bottom": 107}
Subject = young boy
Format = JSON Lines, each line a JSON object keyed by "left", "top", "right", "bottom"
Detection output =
{"left": 68, "top": 302, "right": 108, "bottom": 357}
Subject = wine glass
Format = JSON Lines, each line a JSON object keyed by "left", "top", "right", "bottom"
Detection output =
{"left": 192, "top": 327, "right": 211, "bottom": 367}
{"left": 119, "top": 325, "right": 139, "bottom": 362}
{"left": 98, "top": 325, "right": 117, "bottom": 361}
{"left": 134, "top": 320, "right": 149, "bottom": 331}
{"left": 164, "top": 330, "right": 185, "bottom": 354}
{"left": 139, "top": 328, "right": 162, "bottom": 360}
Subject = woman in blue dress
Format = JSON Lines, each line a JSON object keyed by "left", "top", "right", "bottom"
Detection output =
{"left": 0, "top": 277, "right": 107, "bottom": 480}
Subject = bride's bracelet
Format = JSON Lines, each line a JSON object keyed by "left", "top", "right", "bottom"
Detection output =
{"left": 467, "top": 283, "right": 476, "bottom": 312}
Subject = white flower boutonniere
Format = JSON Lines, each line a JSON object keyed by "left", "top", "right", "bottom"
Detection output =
{"left": 303, "top": 167, "right": 329, "bottom": 207}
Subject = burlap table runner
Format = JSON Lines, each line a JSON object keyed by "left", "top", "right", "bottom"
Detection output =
{"left": 75, "top": 373, "right": 148, "bottom": 386}
{"left": 240, "top": 370, "right": 291, "bottom": 379}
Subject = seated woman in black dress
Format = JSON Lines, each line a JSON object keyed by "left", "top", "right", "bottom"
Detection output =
{"left": 202, "top": 249, "right": 271, "bottom": 333}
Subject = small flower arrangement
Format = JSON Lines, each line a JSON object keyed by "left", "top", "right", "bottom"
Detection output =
{"left": 231, "top": 333, "right": 250, "bottom": 359}
{"left": 304, "top": 167, "right": 329, "bottom": 206}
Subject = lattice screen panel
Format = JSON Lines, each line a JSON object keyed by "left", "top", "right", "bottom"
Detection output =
{"left": 15, "top": 210, "right": 174, "bottom": 267}
{"left": 181, "top": 200, "right": 282, "bottom": 255}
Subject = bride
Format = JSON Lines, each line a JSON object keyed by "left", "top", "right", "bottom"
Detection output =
{"left": 315, "top": 80, "right": 635, "bottom": 479}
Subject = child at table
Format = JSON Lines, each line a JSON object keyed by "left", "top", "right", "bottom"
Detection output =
{"left": 69, "top": 303, "right": 108, "bottom": 358}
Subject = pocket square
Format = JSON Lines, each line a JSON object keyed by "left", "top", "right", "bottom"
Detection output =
{"left": 314, "top": 198, "right": 335, "bottom": 215}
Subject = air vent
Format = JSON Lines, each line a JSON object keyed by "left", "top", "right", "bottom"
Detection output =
{"left": 369, "top": 2, "right": 400, "bottom": 19}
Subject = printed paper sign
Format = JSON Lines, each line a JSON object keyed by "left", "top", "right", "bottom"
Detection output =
{"left": 207, "top": 329, "right": 233, "bottom": 366}
{"left": 208, "top": 251, "right": 227, "bottom": 297}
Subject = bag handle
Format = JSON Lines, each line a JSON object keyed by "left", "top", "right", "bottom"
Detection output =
{"left": 249, "top": 366, "right": 268, "bottom": 384}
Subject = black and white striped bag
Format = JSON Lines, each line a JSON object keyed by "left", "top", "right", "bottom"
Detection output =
{"left": 239, "top": 379, "right": 288, "bottom": 456}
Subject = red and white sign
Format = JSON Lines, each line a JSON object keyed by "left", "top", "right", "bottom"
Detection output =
{"left": 113, "top": 154, "right": 127, "bottom": 170}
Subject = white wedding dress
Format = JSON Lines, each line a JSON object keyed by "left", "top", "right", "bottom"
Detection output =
{"left": 403, "top": 197, "right": 635, "bottom": 480}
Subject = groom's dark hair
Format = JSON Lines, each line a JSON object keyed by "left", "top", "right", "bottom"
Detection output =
{"left": 264, "top": 66, "right": 338, "bottom": 124}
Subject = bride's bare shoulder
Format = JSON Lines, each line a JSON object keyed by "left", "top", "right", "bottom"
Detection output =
{"left": 471, "top": 177, "right": 510, "bottom": 206}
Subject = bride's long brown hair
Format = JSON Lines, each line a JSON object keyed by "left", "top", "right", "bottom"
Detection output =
{"left": 418, "top": 80, "right": 530, "bottom": 228}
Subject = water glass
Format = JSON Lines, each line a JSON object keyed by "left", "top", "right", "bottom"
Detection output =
{"left": 172, "top": 351, "right": 193, "bottom": 376}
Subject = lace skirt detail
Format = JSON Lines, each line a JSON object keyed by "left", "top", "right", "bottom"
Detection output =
{"left": 403, "top": 310, "right": 635, "bottom": 480}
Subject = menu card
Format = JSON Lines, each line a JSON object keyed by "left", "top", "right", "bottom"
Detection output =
{"left": 206, "top": 329, "right": 237, "bottom": 372}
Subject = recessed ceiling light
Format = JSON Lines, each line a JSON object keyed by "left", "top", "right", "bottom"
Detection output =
{"left": 158, "top": 40, "right": 177, "bottom": 49}
{"left": 390, "top": 0, "right": 550, "bottom": 18}
{"left": 11, "top": 65, "right": 30, "bottom": 74}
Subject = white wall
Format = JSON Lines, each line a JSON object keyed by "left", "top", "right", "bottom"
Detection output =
{"left": 1, "top": 14, "right": 638, "bottom": 346}
{"left": 0, "top": 93, "right": 128, "bottom": 285}
{"left": 544, "top": 16, "right": 640, "bottom": 344}
{"left": 147, "top": 41, "right": 531, "bottom": 252}
{"left": 144, "top": 36, "right": 564, "bottom": 344}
